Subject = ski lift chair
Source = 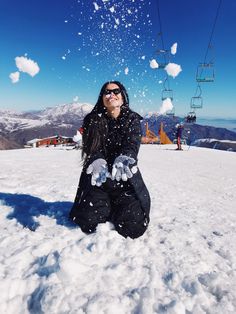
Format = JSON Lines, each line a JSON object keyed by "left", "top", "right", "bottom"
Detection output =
{"left": 166, "top": 108, "right": 175, "bottom": 117}
{"left": 186, "top": 111, "right": 196, "bottom": 123}
{"left": 190, "top": 96, "right": 203, "bottom": 109}
{"left": 156, "top": 49, "right": 169, "bottom": 69}
{"left": 161, "top": 89, "right": 173, "bottom": 101}
{"left": 196, "top": 62, "right": 215, "bottom": 83}
{"left": 190, "top": 84, "right": 203, "bottom": 110}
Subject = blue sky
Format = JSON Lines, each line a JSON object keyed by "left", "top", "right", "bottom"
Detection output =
{"left": 0, "top": 0, "right": 235, "bottom": 118}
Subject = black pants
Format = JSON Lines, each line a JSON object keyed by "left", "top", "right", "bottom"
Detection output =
{"left": 73, "top": 179, "right": 148, "bottom": 239}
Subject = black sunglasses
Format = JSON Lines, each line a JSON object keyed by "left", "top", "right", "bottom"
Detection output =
{"left": 103, "top": 88, "right": 121, "bottom": 96}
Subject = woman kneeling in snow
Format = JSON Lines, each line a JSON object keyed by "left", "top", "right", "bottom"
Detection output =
{"left": 69, "top": 81, "right": 150, "bottom": 239}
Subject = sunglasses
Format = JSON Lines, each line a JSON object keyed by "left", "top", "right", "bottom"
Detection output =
{"left": 103, "top": 88, "right": 121, "bottom": 96}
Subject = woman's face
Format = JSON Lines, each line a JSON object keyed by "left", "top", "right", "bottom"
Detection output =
{"left": 102, "top": 83, "right": 123, "bottom": 113}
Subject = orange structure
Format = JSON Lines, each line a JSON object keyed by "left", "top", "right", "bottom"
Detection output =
{"left": 141, "top": 122, "right": 159, "bottom": 144}
{"left": 158, "top": 122, "right": 173, "bottom": 144}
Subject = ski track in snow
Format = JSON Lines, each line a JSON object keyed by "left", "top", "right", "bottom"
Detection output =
{"left": 0, "top": 145, "right": 236, "bottom": 313}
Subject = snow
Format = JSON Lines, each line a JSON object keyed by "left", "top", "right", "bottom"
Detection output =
{"left": 15, "top": 56, "right": 40, "bottom": 77}
{"left": 159, "top": 98, "right": 173, "bottom": 115}
{"left": 93, "top": 2, "right": 100, "bottom": 11}
{"left": 150, "top": 59, "right": 159, "bottom": 69}
{"left": 9, "top": 71, "right": 20, "bottom": 84}
{"left": 165, "top": 63, "right": 182, "bottom": 78}
{"left": 0, "top": 145, "right": 236, "bottom": 313}
{"left": 0, "top": 116, "right": 51, "bottom": 133}
{"left": 194, "top": 138, "right": 236, "bottom": 144}
{"left": 171, "top": 43, "right": 178, "bottom": 55}
{"left": 73, "top": 96, "right": 79, "bottom": 102}
{"left": 68, "top": 0, "right": 154, "bottom": 102}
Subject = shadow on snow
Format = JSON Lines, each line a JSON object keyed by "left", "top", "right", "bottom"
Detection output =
{"left": 0, "top": 192, "right": 76, "bottom": 230}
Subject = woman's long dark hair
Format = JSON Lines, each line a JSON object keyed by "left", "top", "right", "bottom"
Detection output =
{"left": 82, "top": 81, "right": 129, "bottom": 163}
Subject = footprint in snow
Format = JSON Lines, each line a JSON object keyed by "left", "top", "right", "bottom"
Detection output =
{"left": 212, "top": 231, "right": 223, "bottom": 237}
{"left": 198, "top": 272, "right": 228, "bottom": 303}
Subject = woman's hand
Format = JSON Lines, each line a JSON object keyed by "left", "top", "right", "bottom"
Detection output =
{"left": 86, "top": 158, "right": 110, "bottom": 186}
{"left": 111, "top": 155, "right": 138, "bottom": 181}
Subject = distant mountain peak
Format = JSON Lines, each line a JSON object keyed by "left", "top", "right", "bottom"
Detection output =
{"left": 39, "top": 102, "right": 93, "bottom": 118}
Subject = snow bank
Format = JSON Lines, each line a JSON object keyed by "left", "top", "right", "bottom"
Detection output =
{"left": 193, "top": 138, "right": 236, "bottom": 152}
{"left": 0, "top": 146, "right": 236, "bottom": 313}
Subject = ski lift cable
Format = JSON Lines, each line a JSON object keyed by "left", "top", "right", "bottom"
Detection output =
{"left": 203, "top": 0, "right": 222, "bottom": 64}
{"left": 191, "top": 0, "right": 222, "bottom": 105}
{"left": 194, "top": 83, "right": 202, "bottom": 97}
{"left": 155, "top": 0, "right": 171, "bottom": 91}
{"left": 156, "top": 0, "right": 165, "bottom": 53}
{"left": 198, "top": 0, "right": 222, "bottom": 80}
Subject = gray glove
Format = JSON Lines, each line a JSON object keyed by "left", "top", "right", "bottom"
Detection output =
{"left": 111, "top": 155, "right": 138, "bottom": 181}
{"left": 86, "top": 158, "right": 110, "bottom": 186}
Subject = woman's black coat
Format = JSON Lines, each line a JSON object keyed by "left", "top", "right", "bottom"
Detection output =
{"left": 69, "top": 106, "right": 151, "bottom": 220}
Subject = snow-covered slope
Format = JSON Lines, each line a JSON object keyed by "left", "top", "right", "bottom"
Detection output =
{"left": 0, "top": 145, "right": 236, "bottom": 313}
{"left": 193, "top": 138, "right": 236, "bottom": 151}
{"left": 0, "top": 115, "right": 51, "bottom": 133}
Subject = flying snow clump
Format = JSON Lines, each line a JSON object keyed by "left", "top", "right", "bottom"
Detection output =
{"left": 165, "top": 63, "right": 182, "bottom": 78}
{"left": 9, "top": 71, "right": 20, "bottom": 83}
{"left": 93, "top": 2, "right": 100, "bottom": 11}
{"left": 171, "top": 43, "right": 178, "bottom": 55}
{"left": 150, "top": 59, "right": 159, "bottom": 69}
{"left": 159, "top": 98, "right": 173, "bottom": 114}
{"left": 15, "top": 56, "right": 40, "bottom": 77}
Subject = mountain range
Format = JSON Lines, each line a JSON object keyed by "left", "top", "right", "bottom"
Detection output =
{"left": 0, "top": 103, "right": 93, "bottom": 149}
{"left": 1, "top": 102, "right": 236, "bottom": 150}
{"left": 141, "top": 114, "right": 236, "bottom": 147}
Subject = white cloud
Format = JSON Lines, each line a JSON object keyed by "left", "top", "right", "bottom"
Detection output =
{"left": 73, "top": 96, "right": 79, "bottom": 102}
{"left": 15, "top": 56, "right": 40, "bottom": 77}
{"left": 165, "top": 63, "right": 182, "bottom": 78}
{"left": 171, "top": 43, "right": 178, "bottom": 55}
{"left": 9, "top": 71, "right": 20, "bottom": 83}
{"left": 159, "top": 98, "right": 173, "bottom": 114}
{"left": 124, "top": 67, "right": 129, "bottom": 75}
{"left": 150, "top": 59, "right": 159, "bottom": 69}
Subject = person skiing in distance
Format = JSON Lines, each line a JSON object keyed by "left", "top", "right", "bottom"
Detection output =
{"left": 175, "top": 123, "right": 184, "bottom": 150}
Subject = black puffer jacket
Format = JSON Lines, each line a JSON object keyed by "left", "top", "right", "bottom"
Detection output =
{"left": 70, "top": 106, "right": 151, "bottom": 218}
